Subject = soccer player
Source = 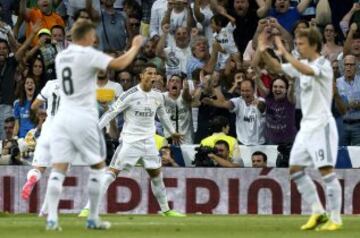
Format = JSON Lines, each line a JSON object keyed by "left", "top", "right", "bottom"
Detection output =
{"left": 259, "top": 27, "right": 342, "bottom": 231}
{"left": 79, "top": 63, "right": 185, "bottom": 218}
{"left": 44, "top": 19, "right": 144, "bottom": 230}
{"left": 21, "top": 78, "right": 60, "bottom": 216}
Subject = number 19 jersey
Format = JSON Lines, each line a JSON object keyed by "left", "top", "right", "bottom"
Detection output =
{"left": 55, "top": 44, "right": 113, "bottom": 116}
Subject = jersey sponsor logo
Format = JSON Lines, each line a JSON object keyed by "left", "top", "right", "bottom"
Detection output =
{"left": 243, "top": 115, "right": 256, "bottom": 122}
{"left": 135, "top": 107, "right": 155, "bottom": 117}
{"left": 120, "top": 87, "right": 138, "bottom": 101}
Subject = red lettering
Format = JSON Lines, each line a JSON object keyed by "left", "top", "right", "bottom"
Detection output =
{"left": 3, "top": 176, "right": 14, "bottom": 212}
{"left": 248, "top": 178, "right": 283, "bottom": 214}
{"left": 352, "top": 182, "right": 360, "bottom": 214}
{"left": 313, "top": 181, "right": 326, "bottom": 208}
{"left": 148, "top": 178, "right": 177, "bottom": 213}
{"left": 228, "top": 179, "right": 239, "bottom": 214}
{"left": 59, "top": 177, "right": 77, "bottom": 210}
{"left": 107, "top": 177, "right": 141, "bottom": 213}
{"left": 291, "top": 180, "right": 326, "bottom": 214}
{"left": 186, "top": 178, "right": 220, "bottom": 214}
{"left": 291, "top": 181, "right": 301, "bottom": 214}
{"left": 29, "top": 184, "right": 39, "bottom": 213}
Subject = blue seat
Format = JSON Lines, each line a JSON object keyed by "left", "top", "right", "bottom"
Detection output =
{"left": 336, "top": 146, "right": 353, "bottom": 168}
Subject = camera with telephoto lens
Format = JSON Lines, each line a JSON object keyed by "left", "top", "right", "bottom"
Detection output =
{"left": 192, "top": 146, "right": 218, "bottom": 167}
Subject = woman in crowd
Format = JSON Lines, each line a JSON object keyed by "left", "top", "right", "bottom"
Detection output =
{"left": 321, "top": 23, "right": 343, "bottom": 62}
{"left": 13, "top": 77, "right": 38, "bottom": 138}
{"left": 27, "top": 57, "right": 48, "bottom": 89}
{"left": 255, "top": 75, "right": 297, "bottom": 145}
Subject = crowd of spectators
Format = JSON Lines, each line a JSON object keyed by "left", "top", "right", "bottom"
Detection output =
{"left": 0, "top": 0, "right": 358, "bottom": 167}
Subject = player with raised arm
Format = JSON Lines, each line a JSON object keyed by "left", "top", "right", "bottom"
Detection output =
{"left": 20, "top": 78, "right": 60, "bottom": 216}
{"left": 259, "top": 27, "right": 342, "bottom": 231}
{"left": 44, "top": 19, "right": 144, "bottom": 231}
{"left": 79, "top": 63, "right": 185, "bottom": 218}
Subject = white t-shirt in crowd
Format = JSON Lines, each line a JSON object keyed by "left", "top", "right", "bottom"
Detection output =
{"left": 213, "top": 22, "right": 238, "bottom": 69}
{"left": 150, "top": 0, "right": 168, "bottom": 38}
{"left": 96, "top": 80, "right": 124, "bottom": 103}
{"left": 191, "top": 3, "right": 214, "bottom": 44}
{"left": 162, "top": 91, "right": 193, "bottom": 144}
{"left": 164, "top": 45, "right": 192, "bottom": 76}
{"left": 230, "top": 96, "right": 266, "bottom": 145}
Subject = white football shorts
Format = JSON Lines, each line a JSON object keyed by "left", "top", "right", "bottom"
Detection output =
{"left": 290, "top": 118, "right": 338, "bottom": 168}
{"left": 110, "top": 137, "right": 161, "bottom": 171}
{"left": 50, "top": 112, "right": 106, "bottom": 165}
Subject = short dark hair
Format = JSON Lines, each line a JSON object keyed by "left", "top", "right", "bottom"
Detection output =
{"left": 296, "top": 27, "right": 323, "bottom": 53}
{"left": 140, "top": 62, "right": 158, "bottom": 73}
{"left": 215, "top": 140, "right": 229, "bottom": 151}
{"left": 73, "top": 8, "right": 89, "bottom": 21}
{"left": 211, "top": 116, "right": 229, "bottom": 133}
{"left": 51, "top": 25, "right": 65, "bottom": 36}
{"left": 252, "top": 151, "right": 267, "bottom": 162}
{"left": 4, "top": 116, "right": 15, "bottom": 123}
{"left": 211, "top": 14, "right": 229, "bottom": 28}
{"left": 71, "top": 19, "right": 96, "bottom": 42}
{"left": 160, "top": 145, "right": 174, "bottom": 158}
{"left": 240, "top": 78, "right": 255, "bottom": 90}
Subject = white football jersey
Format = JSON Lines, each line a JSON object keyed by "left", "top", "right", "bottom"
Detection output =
{"left": 214, "top": 22, "right": 238, "bottom": 69}
{"left": 281, "top": 56, "right": 333, "bottom": 132}
{"left": 37, "top": 79, "right": 61, "bottom": 120}
{"left": 230, "top": 96, "right": 266, "bottom": 145}
{"left": 36, "top": 79, "right": 61, "bottom": 133}
{"left": 55, "top": 44, "right": 113, "bottom": 116}
{"left": 162, "top": 91, "right": 193, "bottom": 144}
{"left": 99, "top": 85, "right": 176, "bottom": 143}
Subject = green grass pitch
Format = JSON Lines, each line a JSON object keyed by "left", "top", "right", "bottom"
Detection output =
{"left": 0, "top": 214, "right": 358, "bottom": 238}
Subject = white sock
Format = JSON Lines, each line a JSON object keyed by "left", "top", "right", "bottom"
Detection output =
{"left": 87, "top": 168, "right": 105, "bottom": 220}
{"left": 323, "top": 173, "right": 342, "bottom": 224}
{"left": 150, "top": 173, "right": 170, "bottom": 212}
{"left": 27, "top": 168, "right": 42, "bottom": 182}
{"left": 291, "top": 171, "right": 325, "bottom": 214}
{"left": 46, "top": 171, "right": 65, "bottom": 222}
{"left": 83, "top": 171, "right": 116, "bottom": 211}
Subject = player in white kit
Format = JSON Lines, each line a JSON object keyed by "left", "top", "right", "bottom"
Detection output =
{"left": 44, "top": 20, "right": 144, "bottom": 230}
{"left": 89, "top": 63, "right": 185, "bottom": 217}
{"left": 21, "top": 79, "right": 60, "bottom": 216}
{"left": 260, "top": 27, "right": 342, "bottom": 231}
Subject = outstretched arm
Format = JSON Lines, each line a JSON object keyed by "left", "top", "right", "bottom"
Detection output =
{"left": 98, "top": 94, "right": 129, "bottom": 129}
{"left": 108, "top": 35, "right": 144, "bottom": 70}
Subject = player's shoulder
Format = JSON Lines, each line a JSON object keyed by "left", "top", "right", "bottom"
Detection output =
{"left": 119, "top": 86, "right": 139, "bottom": 101}
{"left": 152, "top": 88, "right": 163, "bottom": 94}
{"left": 151, "top": 88, "right": 165, "bottom": 98}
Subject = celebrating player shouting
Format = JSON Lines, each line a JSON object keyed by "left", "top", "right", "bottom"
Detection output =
{"left": 79, "top": 63, "right": 185, "bottom": 218}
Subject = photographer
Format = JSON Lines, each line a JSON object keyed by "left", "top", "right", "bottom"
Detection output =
{"left": 160, "top": 145, "right": 179, "bottom": 167}
{"left": 207, "top": 140, "right": 242, "bottom": 168}
{"left": 200, "top": 116, "right": 240, "bottom": 160}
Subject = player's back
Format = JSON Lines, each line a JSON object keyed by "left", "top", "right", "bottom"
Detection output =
{"left": 55, "top": 44, "right": 112, "bottom": 116}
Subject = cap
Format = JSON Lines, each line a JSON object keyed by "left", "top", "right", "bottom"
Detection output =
{"left": 37, "top": 28, "right": 51, "bottom": 37}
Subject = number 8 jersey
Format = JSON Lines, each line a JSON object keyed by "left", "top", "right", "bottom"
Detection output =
{"left": 55, "top": 44, "right": 113, "bottom": 116}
